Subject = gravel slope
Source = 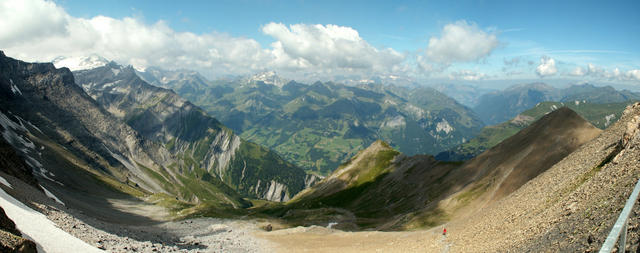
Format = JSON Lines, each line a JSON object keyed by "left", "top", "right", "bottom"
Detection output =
{"left": 0, "top": 171, "right": 273, "bottom": 253}
{"left": 445, "top": 103, "right": 640, "bottom": 252}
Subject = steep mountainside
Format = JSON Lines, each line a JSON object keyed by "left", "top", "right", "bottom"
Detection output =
{"left": 474, "top": 83, "right": 640, "bottom": 125}
{"left": 438, "top": 101, "right": 634, "bottom": 161}
{"left": 0, "top": 51, "right": 249, "bottom": 216}
{"left": 445, "top": 102, "right": 640, "bottom": 252}
{"left": 139, "top": 69, "right": 484, "bottom": 175}
{"left": 276, "top": 108, "right": 600, "bottom": 230}
{"left": 72, "top": 63, "right": 313, "bottom": 202}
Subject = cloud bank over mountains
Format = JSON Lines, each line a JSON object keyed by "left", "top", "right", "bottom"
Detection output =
{"left": 1, "top": 0, "right": 638, "bottom": 84}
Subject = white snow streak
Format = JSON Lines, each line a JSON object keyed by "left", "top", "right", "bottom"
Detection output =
{"left": 40, "top": 185, "right": 65, "bottom": 206}
{"left": 0, "top": 176, "right": 12, "bottom": 188}
{"left": 0, "top": 188, "right": 102, "bottom": 253}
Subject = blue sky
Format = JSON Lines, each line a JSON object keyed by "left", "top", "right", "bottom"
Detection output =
{"left": 2, "top": 0, "right": 639, "bottom": 87}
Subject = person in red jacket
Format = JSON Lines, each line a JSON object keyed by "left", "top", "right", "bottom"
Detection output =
{"left": 443, "top": 228, "right": 447, "bottom": 236}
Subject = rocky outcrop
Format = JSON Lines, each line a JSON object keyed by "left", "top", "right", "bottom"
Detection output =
{"left": 0, "top": 207, "right": 36, "bottom": 253}
{"left": 262, "top": 180, "right": 291, "bottom": 202}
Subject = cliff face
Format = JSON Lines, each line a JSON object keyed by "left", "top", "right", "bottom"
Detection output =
{"left": 0, "top": 51, "right": 250, "bottom": 208}
{"left": 72, "top": 63, "right": 313, "bottom": 201}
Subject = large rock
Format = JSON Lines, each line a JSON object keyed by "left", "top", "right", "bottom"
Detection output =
{"left": 0, "top": 207, "right": 36, "bottom": 253}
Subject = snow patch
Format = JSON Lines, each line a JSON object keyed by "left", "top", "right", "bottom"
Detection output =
{"left": 245, "top": 71, "right": 288, "bottom": 88}
{"left": 9, "top": 79, "right": 22, "bottom": 96}
{"left": 605, "top": 114, "right": 616, "bottom": 127}
{"left": 40, "top": 186, "right": 65, "bottom": 206}
{"left": 0, "top": 188, "right": 102, "bottom": 252}
{"left": 0, "top": 176, "right": 12, "bottom": 188}
{"left": 53, "top": 55, "right": 109, "bottom": 71}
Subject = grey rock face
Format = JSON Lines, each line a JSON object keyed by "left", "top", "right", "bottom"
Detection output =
{"left": 72, "top": 63, "right": 310, "bottom": 201}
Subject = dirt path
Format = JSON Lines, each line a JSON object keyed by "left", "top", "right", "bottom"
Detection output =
{"left": 258, "top": 226, "right": 446, "bottom": 253}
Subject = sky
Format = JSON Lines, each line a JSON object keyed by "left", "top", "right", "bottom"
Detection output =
{"left": 1, "top": 0, "right": 639, "bottom": 87}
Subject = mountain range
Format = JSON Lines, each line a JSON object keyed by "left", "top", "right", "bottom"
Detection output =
{"left": 473, "top": 82, "right": 640, "bottom": 125}
{"left": 437, "top": 100, "right": 636, "bottom": 161}
{"left": 2, "top": 52, "right": 640, "bottom": 252}
{"left": 0, "top": 51, "right": 313, "bottom": 213}
{"left": 138, "top": 69, "right": 485, "bottom": 175}
{"left": 271, "top": 107, "right": 602, "bottom": 230}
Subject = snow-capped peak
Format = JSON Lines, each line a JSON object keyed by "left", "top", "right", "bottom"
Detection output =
{"left": 52, "top": 54, "right": 109, "bottom": 71}
{"left": 245, "top": 71, "right": 288, "bottom": 87}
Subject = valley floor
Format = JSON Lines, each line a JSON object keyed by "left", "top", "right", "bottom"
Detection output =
{"left": 258, "top": 226, "right": 448, "bottom": 253}
{"left": 0, "top": 171, "right": 275, "bottom": 253}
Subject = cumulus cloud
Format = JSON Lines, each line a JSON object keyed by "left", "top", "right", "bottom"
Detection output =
{"left": 627, "top": 70, "right": 640, "bottom": 81}
{"left": 0, "top": 0, "right": 68, "bottom": 46}
{"left": 535, "top": 56, "right": 557, "bottom": 77}
{"left": 571, "top": 63, "right": 640, "bottom": 81}
{"left": 0, "top": 0, "right": 405, "bottom": 80}
{"left": 448, "top": 70, "right": 486, "bottom": 81}
{"left": 570, "top": 66, "right": 586, "bottom": 76}
{"left": 426, "top": 20, "right": 499, "bottom": 64}
{"left": 1, "top": 0, "right": 273, "bottom": 77}
{"left": 262, "top": 22, "right": 404, "bottom": 73}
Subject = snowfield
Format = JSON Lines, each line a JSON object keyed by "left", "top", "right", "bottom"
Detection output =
{"left": 0, "top": 188, "right": 102, "bottom": 253}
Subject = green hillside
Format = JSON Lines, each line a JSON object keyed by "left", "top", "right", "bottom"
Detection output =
{"left": 437, "top": 101, "right": 635, "bottom": 161}
{"left": 141, "top": 71, "right": 484, "bottom": 175}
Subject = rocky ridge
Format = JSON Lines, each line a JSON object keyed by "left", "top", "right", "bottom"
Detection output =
{"left": 446, "top": 102, "right": 640, "bottom": 252}
{"left": 73, "top": 63, "right": 312, "bottom": 201}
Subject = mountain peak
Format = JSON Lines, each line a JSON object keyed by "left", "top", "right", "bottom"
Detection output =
{"left": 244, "top": 71, "right": 288, "bottom": 87}
{"left": 52, "top": 54, "right": 110, "bottom": 71}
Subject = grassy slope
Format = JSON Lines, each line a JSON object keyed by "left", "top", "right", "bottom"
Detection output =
{"left": 439, "top": 101, "right": 634, "bottom": 161}
{"left": 174, "top": 81, "right": 482, "bottom": 175}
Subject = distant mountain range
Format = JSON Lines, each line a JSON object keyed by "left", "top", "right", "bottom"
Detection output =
{"left": 437, "top": 100, "right": 636, "bottom": 161}
{"left": 138, "top": 69, "right": 485, "bottom": 174}
{"left": 473, "top": 82, "right": 640, "bottom": 125}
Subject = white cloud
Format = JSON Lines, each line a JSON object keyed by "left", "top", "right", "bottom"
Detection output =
{"left": 426, "top": 20, "right": 499, "bottom": 64}
{"left": 262, "top": 23, "right": 404, "bottom": 73}
{"left": 570, "top": 66, "right": 586, "bottom": 76}
{"left": 0, "top": 0, "right": 406, "bottom": 80}
{"left": 0, "top": 0, "right": 68, "bottom": 47}
{"left": 568, "top": 63, "right": 640, "bottom": 82}
{"left": 1, "top": 0, "right": 273, "bottom": 77}
{"left": 627, "top": 70, "right": 640, "bottom": 81}
{"left": 535, "top": 56, "right": 557, "bottom": 77}
{"left": 448, "top": 69, "right": 486, "bottom": 81}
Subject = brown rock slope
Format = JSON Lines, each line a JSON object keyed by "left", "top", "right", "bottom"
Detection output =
{"left": 401, "top": 107, "right": 601, "bottom": 228}
{"left": 446, "top": 102, "right": 640, "bottom": 252}
{"left": 281, "top": 140, "right": 459, "bottom": 229}
{"left": 278, "top": 107, "right": 601, "bottom": 231}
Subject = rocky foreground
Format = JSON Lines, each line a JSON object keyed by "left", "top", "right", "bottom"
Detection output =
{"left": 0, "top": 170, "right": 274, "bottom": 253}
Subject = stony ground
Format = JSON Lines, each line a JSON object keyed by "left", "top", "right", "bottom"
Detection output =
{"left": 41, "top": 204, "right": 274, "bottom": 253}
{"left": 0, "top": 170, "right": 274, "bottom": 253}
{"left": 258, "top": 225, "right": 447, "bottom": 253}
{"left": 442, "top": 103, "right": 640, "bottom": 252}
